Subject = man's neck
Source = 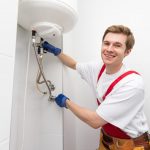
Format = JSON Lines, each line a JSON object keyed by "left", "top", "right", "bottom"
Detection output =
{"left": 105, "top": 63, "right": 123, "bottom": 74}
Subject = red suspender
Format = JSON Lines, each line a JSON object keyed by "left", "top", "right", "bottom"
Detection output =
{"left": 102, "top": 70, "right": 140, "bottom": 100}
{"left": 97, "top": 64, "right": 106, "bottom": 105}
{"left": 97, "top": 64, "right": 140, "bottom": 139}
{"left": 97, "top": 64, "right": 106, "bottom": 81}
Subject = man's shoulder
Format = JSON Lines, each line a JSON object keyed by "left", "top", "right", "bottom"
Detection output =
{"left": 119, "top": 71, "right": 144, "bottom": 90}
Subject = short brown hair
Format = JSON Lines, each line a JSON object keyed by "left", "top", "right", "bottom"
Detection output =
{"left": 102, "top": 25, "right": 135, "bottom": 50}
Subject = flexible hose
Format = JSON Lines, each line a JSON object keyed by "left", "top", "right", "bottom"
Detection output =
{"left": 32, "top": 43, "right": 55, "bottom": 101}
{"left": 36, "top": 54, "right": 54, "bottom": 95}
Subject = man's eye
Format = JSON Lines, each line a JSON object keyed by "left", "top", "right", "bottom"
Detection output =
{"left": 114, "top": 44, "right": 121, "bottom": 48}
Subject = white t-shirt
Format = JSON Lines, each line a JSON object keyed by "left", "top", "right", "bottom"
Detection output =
{"left": 76, "top": 61, "right": 149, "bottom": 138}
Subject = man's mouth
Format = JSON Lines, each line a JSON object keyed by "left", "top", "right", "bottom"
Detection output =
{"left": 104, "top": 53, "right": 116, "bottom": 58}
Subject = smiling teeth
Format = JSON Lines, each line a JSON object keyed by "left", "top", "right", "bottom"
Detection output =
{"left": 105, "top": 54, "right": 115, "bottom": 58}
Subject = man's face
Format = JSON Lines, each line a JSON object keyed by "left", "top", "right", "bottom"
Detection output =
{"left": 101, "top": 32, "right": 130, "bottom": 66}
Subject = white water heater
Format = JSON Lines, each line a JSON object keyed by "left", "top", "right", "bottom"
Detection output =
{"left": 18, "top": 0, "right": 78, "bottom": 38}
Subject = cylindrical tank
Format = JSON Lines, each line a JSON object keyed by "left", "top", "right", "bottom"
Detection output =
{"left": 18, "top": 0, "right": 78, "bottom": 38}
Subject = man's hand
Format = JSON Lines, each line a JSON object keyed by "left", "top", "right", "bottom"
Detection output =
{"left": 55, "top": 94, "right": 69, "bottom": 108}
{"left": 42, "top": 41, "right": 61, "bottom": 56}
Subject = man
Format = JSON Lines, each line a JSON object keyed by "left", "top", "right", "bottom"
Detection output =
{"left": 42, "top": 25, "right": 150, "bottom": 150}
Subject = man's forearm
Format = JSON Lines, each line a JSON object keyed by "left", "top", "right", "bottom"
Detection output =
{"left": 58, "top": 52, "right": 77, "bottom": 70}
{"left": 66, "top": 99, "right": 107, "bottom": 129}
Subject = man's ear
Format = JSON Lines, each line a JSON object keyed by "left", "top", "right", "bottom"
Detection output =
{"left": 124, "top": 49, "right": 131, "bottom": 57}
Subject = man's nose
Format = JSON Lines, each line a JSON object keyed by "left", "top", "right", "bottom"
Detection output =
{"left": 107, "top": 44, "right": 113, "bottom": 51}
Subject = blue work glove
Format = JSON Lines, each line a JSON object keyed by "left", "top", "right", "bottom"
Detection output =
{"left": 55, "top": 94, "right": 69, "bottom": 108}
{"left": 42, "top": 41, "right": 61, "bottom": 56}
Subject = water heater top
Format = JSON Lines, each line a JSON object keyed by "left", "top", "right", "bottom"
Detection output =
{"left": 18, "top": 0, "right": 78, "bottom": 33}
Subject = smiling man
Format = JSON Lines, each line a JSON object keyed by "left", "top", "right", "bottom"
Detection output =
{"left": 101, "top": 32, "right": 131, "bottom": 73}
{"left": 42, "top": 25, "right": 150, "bottom": 150}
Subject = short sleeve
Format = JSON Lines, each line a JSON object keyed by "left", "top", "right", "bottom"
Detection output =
{"left": 76, "top": 61, "right": 101, "bottom": 86}
{"left": 96, "top": 75, "right": 145, "bottom": 129}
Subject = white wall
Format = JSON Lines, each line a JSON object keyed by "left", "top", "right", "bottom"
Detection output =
{"left": 63, "top": 0, "right": 150, "bottom": 150}
{"left": 0, "top": 0, "right": 18, "bottom": 150}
